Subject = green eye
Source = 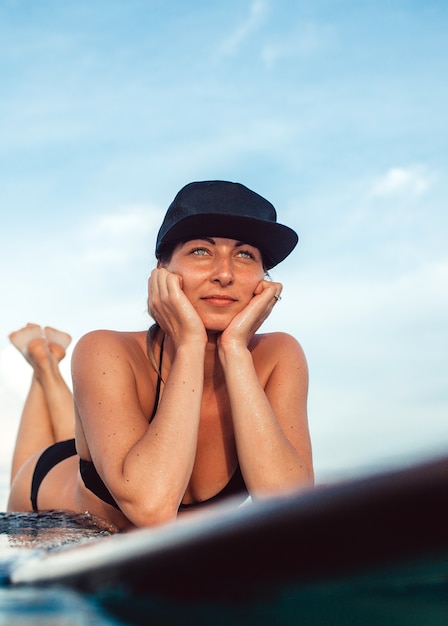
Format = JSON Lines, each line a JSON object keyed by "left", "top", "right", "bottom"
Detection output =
{"left": 237, "top": 250, "right": 255, "bottom": 259}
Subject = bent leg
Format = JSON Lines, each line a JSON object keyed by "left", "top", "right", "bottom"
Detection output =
{"left": 9, "top": 324, "right": 75, "bottom": 483}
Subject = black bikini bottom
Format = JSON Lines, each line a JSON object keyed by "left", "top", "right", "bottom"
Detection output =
{"left": 31, "top": 439, "right": 249, "bottom": 513}
{"left": 30, "top": 439, "right": 77, "bottom": 511}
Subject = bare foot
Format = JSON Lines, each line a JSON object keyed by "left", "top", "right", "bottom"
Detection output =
{"left": 9, "top": 324, "right": 52, "bottom": 378}
{"left": 44, "top": 327, "right": 72, "bottom": 350}
{"left": 15, "top": 334, "right": 66, "bottom": 383}
{"left": 9, "top": 323, "right": 44, "bottom": 355}
{"left": 9, "top": 324, "right": 72, "bottom": 369}
{"left": 26, "top": 336, "right": 54, "bottom": 371}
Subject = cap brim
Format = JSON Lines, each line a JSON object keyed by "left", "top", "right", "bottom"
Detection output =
{"left": 157, "top": 214, "right": 298, "bottom": 269}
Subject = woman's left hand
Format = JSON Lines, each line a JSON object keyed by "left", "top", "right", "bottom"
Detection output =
{"left": 219, "top": 279, "right": 282, "bottom": 351}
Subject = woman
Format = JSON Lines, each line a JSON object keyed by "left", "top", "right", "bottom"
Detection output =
{"left": 7, "top": 180, "right": 313, "bottom": 529}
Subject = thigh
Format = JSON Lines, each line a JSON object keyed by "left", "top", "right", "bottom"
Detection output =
{"left": 8, "top": 449, "right": 43, "bottom": 512}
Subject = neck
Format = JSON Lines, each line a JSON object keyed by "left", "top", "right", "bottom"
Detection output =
{"left": 160, "top": 331, "right": 225, "bottom": 386}
{"left": 204, "top": 332, "right": 225, "bottom": 385}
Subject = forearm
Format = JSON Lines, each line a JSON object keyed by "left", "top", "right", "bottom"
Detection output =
{"left": 220, "top": 346, "right": 312, "bottom": 495}
{"left": 119, "top": 342, "right": 205, "bottom": 523}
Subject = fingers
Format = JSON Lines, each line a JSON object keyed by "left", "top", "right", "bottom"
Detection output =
{"left": 254, "top": 280, "right": 283, "bottom": 305}
{"left": 148, "top": 268, "right": 206, "bottom": 346}
{"left": 150, "top": 268, "right": 178, "bottom": 307}
{"left": 148, "top": 268, "right": 182, "bottom": 328}
{"left": 221, "top": 281, "right": 284, "bottom": 349}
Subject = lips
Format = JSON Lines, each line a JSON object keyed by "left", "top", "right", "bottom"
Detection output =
{"left": 201, "top": 294, "right": 238, "bottom": 307}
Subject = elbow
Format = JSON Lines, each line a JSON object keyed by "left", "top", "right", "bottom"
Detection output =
{"left": 294, "top": 461, "right": 314, "bottom": 489}
{"left": 118, "top": 494, "right": 180, "bottom": 528}
{"left": 304, "top": 463, "right": 315, "bottom": 487}
{"left": 249, "top": 463, "right": 314, "bottom": 501}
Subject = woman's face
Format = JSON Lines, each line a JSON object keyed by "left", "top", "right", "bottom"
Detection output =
{"left": 162, "top": 237, "right": 265, "bottom": 332}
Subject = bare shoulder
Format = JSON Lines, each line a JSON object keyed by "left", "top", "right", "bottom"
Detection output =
{"left": 73, "top": 328, "right": 147, "bottom": 351}
{"left": 251, "top": 331, "right": 307, "bottom": 363}
{"left": 72, "top": 329, "right": 148, "bottom": 371}
{"left": 250, "top": 332, "right": 308, "bottom": 383}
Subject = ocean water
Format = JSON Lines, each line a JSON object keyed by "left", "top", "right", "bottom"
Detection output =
{"left": 0, "top": 509, "right": 124, "bottom": 625}
{"left": 0, "top": 587, "right": 120, "bottom": 625}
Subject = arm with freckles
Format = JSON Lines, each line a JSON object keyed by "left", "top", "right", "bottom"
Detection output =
{"left": 73, "top": 271, "right": 207, "bottom": 527}
{"left": 218, "top": 281, "right": 313, "bottom": 496}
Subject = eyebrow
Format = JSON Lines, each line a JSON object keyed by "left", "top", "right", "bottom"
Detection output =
{"left": 195, "top": 237, "right": 249, "bottom": 248}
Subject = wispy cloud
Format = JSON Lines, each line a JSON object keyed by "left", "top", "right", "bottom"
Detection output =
{"left": 219, "top": 0, "right": 269, "bottom": 56}
{"left": 78, "top": 204, "right": 163, "bottom": 270}
{"left": 261, "top": 21, "right": 333, "bottom": 69}
{"left": 371, "top": 165, "right": 436, "bottom": 198}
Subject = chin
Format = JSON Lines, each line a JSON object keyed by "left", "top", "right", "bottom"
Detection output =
{"left": 204, "top": 323, "right": 227, "bottom": 334}
{"left": 202, "top": 316, "right": 234, "bottom": 335}
{"left": 199, "top": 307, "right": 244, "bottom": 335}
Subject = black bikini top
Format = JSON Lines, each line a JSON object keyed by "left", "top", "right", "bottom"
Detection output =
{"left": 79, "top": 331, "right": 248, "bottom": 511}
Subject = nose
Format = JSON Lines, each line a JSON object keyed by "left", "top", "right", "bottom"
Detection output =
{"left": 211, "top": 256, "right": 234, "bottom": 286}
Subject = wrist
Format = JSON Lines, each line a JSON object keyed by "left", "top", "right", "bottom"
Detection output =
{"left": 218, "top": 339, "right": 251, "bottom": 366}
{"left": 174, "top": 338, "right": 207, "bottom": 357}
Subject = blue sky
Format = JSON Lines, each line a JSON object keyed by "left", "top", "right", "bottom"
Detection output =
{"left": 0, "top": 0, "right": 447, "bottom": 491}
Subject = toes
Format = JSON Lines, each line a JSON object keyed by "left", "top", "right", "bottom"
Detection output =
{"left": 44, "top": 327, "right": 72, "bottom": 350}
{"left": 8, "top": 324, "right": 72, "bottom": 363}
{"left": 9, "top": 324, "right": 43, "bottom": 353}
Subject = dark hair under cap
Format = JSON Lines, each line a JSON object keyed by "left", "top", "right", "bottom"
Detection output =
{"left": 156, "top": 181, "right": 298, "bottom": 270}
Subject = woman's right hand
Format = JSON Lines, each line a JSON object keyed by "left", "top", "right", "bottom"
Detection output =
{"left": 148, "top": 268, "right": 207, "bottom": 348}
